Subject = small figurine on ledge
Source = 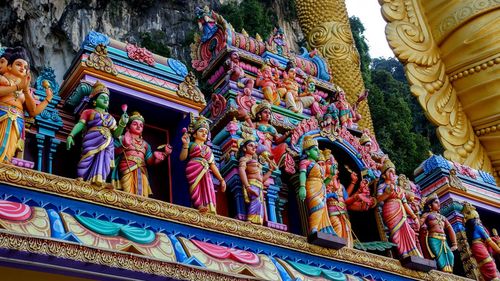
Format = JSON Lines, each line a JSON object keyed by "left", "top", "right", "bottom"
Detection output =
{"left": 225, "top": 51, "right": 254, "bottom": 96}
{"left": 299, "top": 136, "right": 344, "bottom": 248}
{"left": 462, "top": 202, "right": 500, "bottom": 281}
{"left": 112, "top": 110, "right": 172, "bottom": 197}
{"left": 420, "top": 194, "right": 457, "bottom": 273}
{"left": 0, "top": 47, "right": 53, "bottom": 163}
{"left": 66, "top": 81, "right": 128, "bottom": 185}
{"left": 180, "top": 115, "right": 226, "bottom": 214}
{"left": 238, "top": 136, "right": 275, "bottom": 225}
{"left": 256, "top": 64, "right": 281, "bottom": 105}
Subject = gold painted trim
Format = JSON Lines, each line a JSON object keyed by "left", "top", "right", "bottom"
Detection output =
{"left": 379, "top": 0, "right": 496, "bottom": 183}
{"left": 0, "top": 164, "right": 468, "bottom": 281}
{"left": 449, "top": 56, "right": 500, "bottom": 82}
{"left": 0, "top": 231, "right": 249, "bottom": 281}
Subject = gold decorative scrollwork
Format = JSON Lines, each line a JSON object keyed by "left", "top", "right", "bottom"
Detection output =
{"left": 379, "top": 0, "right": 496, "bottom": 182}
{"left": 296, "top": 0, "right": 374, "bottom": 133}
{"left": 85, "top": 44, "right": 118, "bottom": 76}
{"left": 0, "top": 164, "right": 470, "bottom": 280}
{"left": 177, "top": 72, "right": 206, "bottom": 105}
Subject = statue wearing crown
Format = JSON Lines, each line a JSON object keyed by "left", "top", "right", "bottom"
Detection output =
{"left": 462, "top": 203, "right": 500, "bottom": 281}
{"left": 66, "top": 81, "right": 128, "bottom": 185}
{"left": 238, "top": 136, "right": 275, "bottom": 225}
{"left": 419, "top": 193, "right": 457, "bottom": 272}
{"left": 180, "top": 115, "right": 226, "bottom": 214}
{"left": 112, "top": 111, "right": 172, "bottom": 197}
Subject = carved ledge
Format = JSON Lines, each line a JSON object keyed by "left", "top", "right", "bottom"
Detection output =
{"left": 0, "top": 163, "right": 470, "bottom": 281}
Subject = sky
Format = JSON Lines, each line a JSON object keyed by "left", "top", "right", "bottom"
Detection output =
{"left": 345, "top": 0, "right": 394, "bottom": 58}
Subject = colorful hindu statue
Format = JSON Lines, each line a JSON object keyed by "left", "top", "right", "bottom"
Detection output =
{"left": 266, "top": 26, "right": 289, "bottom": 57}
{"left": 66, "top": 81, "right": 128, "bottom": 185}
{"left": 419, "top": 194, "right": 457, "bottom": 273}
{"left": 256, "top": 64, "right": 281, "bottom": 105}
{"left": 300, "top": 76, "right": 325, "bottom": 117}
{"left": 242, "top": 101, "right": 290, "bottom": 169}
{"left": 298, "top": 136, "right": 336, "bottom": 236}
{"left": 238, "top": 137, "right": 275, "bottom": 225}
{"left": 462, "top": 203, "right": 500, "bottom": 281}
{"left": 399, "top": 174, "right": 423, "bottom": 253}
{"left": 195, "top": 6, "right": 218, "bottom": 43}
{"left": 359, "top": 130, "right": 387, "bottom": 176}
{"left": 377, "top": 160, "right": 422, "bottom": 259}
{"left": 281, "top": 67, "right": 303, "bottom": 114}
{"left": 112, "top": 111, "right": 172, "bottom": 197}
{"left": 335, "top": 90, "right": 355, "bottom": 128}
{"left": 0, "top": 47, "right": 53, "bottom": 163}
{"left": 346, "top": 177, "right": 377, "bottom": 212}
{"left": 323, "top": 150, "right": 358, "bottom": 247}
{"left": 225, "top": 51, "right": 254, "bottom": 96}
{"left": 180, "top": 115, "right": 226, "bottom": 214}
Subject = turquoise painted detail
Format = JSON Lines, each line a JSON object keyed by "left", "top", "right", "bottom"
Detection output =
{"left": 288, "top": 260, "right": 347, "bottom": 281}
{"left": 120, "top": 224, "right": 156, "bottom": 244}
{"left": 75, "top": 215, "right": 155, "bottom": 244}
{"left": 168, "top": 59, "right": 188, "bottom": 77}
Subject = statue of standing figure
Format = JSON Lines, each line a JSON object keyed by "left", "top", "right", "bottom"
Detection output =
{"left": 225, "top": 51, "right": 254, "bottom": 96}
{"left": 238, "top": 137, "right": 275, "bottom": 225}
{"left": 462, "top": 202, "right": 500, "bottom": 281}
{"left": 420, "top": 193, "right": 457, "bottom": 273}
{"left": 298, "top": 136, "right": 336, "bottom": 237}
{"left": 323, "top": 150, "right": 358, "bottom": 248}
{"left": 180, "top": 115, "right": 226, "bottom": 214}
{"left": 0, "top": 47, "right": 53, "bottom": 163}
{"left": 377, "top": 160, "right": 422, "bottom": 259}
{"left": 112, "top": 111, "right": 172, "bottom": 197}
{"left": 66, "top": 81, "right": 128, "bottom": 185}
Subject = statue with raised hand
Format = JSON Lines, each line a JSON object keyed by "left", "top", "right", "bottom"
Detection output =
{"left": 180, "top": 115, "right": 226, "bottom": 214}
{"left": 112, "top": 110, "right": 172, "bottom": 197}
{"left": 66, "top": 81, "right": 128, "bottom": 185}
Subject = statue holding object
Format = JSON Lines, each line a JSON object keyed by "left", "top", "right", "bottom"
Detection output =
{"left": 225, "top": 51, "right": 254, "bottom": 96}
{"left": 256, "top": 63, "right": 281, "bottom": 106}
{"left": 419, "top": 194, "right": 457, "bottom": 273}
{"left": 112, "top": 110, "right": 172, "bottom": 197}
{"left": 241, "top": 101, "right": 290, "bottom": 170}
{"left": 377, "top": 160, "right": 422, "bottom": 259}
{"left": 238, "top": 137, "right": 275, "bottom": 225}
{"left": 195, "top": 6, "right": 219, "bottom": 43}
{"left": 66, "top": 81, "right": 128, "bottom": 185}
{"left": 0, "top": 47, "right": 53, "bottom": 163}
{"left": 462, "top": 203, "right": 500, "bottom": 281}
{"left": 298, "top": 136, "right": 336, "bottom": 237}
{"left": 180, "top": 115, "right": 226, "bottom": 214}
{"left": 323, "top": 149, "right": 358, "bottom": 248}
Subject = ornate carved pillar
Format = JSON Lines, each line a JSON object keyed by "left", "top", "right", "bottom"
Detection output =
{"left": 296, "top": 0, "right": 374, "bottom": 133}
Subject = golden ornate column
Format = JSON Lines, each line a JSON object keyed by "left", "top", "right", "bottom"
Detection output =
{"left": 296, "top": 0, "right": 374, "bottom": 133}
{"left": 379, "top": 0, "right": 499, "bottom": 183}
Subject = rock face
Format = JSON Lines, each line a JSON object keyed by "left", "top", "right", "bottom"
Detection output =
{"left": 0, "top": 0, "right": 219, "bottom": 80}
{"left": 0, "top": 0, "right": 303, "bottom": 83}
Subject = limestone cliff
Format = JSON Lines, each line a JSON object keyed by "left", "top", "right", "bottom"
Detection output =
{"left": 0, "top": 0, "right": 302, "bottom": 82}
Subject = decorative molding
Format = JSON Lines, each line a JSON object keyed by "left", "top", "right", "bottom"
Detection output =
{"left": 85, "top": 44, "right": 118, "bottom": 76}
{"left": 82, "top": 31, "right": 110, "bottom": 48}
{"left": 0, "top": 164, "right": 469, "bottom": 280}
{"left": 379, "top": 0, "right": 496, "bottom": 182}
{"left": 125, "top": 43, "right": 155, "bottom": 66}
{"left": 0, "top": 231, "right": 241, "bottom": 281}
{"left": 475, "top": 122, "right": 500, "bottom": 136}
{"left": 177, "top": 72, "right": 206, "bottom": 106}
{"left": 449, "top": 56, "right": 500, "bottom": 82}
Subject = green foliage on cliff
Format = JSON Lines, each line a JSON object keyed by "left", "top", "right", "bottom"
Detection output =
{"left": 219, "top": 0, "right": 277, "bottom": 38}
{"left": 140, "top": 30, "right": 171, "bottom": 58}
{"left": 349, "top": 17, "right": 442, "bottom": 177}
